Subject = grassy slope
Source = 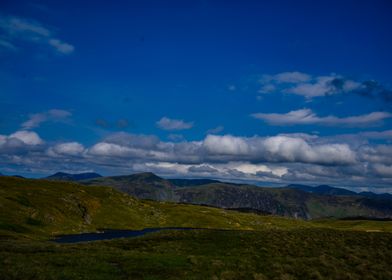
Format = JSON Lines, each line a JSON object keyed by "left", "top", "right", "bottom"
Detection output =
{"left": 1, "top": 177, "right": 392, "bottom": 239}
{"left": 0, "top": 177, "right": 315, "bottom": 239}
{"left": 2, "top": 177, "right": 392, "bottom": 279}
{"left": 81, "top": 173, "right": 392, "bottom": 219}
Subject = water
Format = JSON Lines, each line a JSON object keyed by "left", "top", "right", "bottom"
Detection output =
{"left": 53, "top": 227, "right": 200, "bottom": 243}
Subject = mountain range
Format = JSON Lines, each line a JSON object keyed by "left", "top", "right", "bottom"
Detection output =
{"left": 41, "top": 171, "right": 392, "bottom": 220}
{"left": 287, "top": 184, "right": 392, "bottom": 200}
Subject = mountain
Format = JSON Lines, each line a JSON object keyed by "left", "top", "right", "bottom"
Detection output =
{"left": 288, "top": 184, "right": 392, "bottom": 200}
{"left": 81, "top": 172, "right": 392, "bottom": 220}
{"left": 358, "top": 191, "right": 392, "bottom": 200}
{"left": 45, "top": 172, "right": 102, "bottom": 181}
{"left": 168, "top": 178, "right": 223, "bottom": 187}
{"left": 175, "top": 183, "right": 310, "bottom": 218}
{"left": 175, "top": 183, "right": 392, "bottom": 219}
{"left": 0, "top": 173, "right": 24, "bottom": 178}
{"left": 0, "top": 176, "right": 309, "bottom": 239}
{"left": 82, "top": 172, "right": 176, "bottom": 200}
{"left": 288, "top": 184, "right": 357, "bottom": 196}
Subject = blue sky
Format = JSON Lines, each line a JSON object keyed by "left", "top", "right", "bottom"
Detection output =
{"left": 1, "top": 0, "right": 392, "bottom": 192}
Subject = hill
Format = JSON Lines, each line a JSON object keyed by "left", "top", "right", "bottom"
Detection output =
{"left": 1, "top": 176, "right": 392, "bottom": 280}
{"left": 45, "top": 172, "right": 102, "bottom": 181}
{"left": 2, "top": 176, "right": 307, "bottom": 239}
{"left": 358, "top": 191, "right": 392, "bottom": 200}
{"left": 82, "top": 172, "right": 177, "bottom": 200}
{"left": 168, "top": 178, "right": 224, "bottom": 187}
{"left": 175, "top": 183, "right": 392, "bottom": 219}
{"left": 80, "top": 173, "right": 392, "bottom": 220}
{"left": 288, "top": 184, "right": 392, "bottom": 200}
{"left": 287, "top": 184, "right": 357, "bottom": 196}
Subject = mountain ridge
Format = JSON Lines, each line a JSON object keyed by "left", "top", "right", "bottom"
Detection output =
{"left": 45, "top": 172, "right": 102, "bottom": 181}
{"left": 75, "top": 172, "right": 392, "bottom": 220}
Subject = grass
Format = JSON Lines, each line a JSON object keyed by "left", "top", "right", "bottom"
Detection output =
{"left": 1, "top": 176, "right": 392, "bottom": 279}
{"left": 0, "top": 177, "right": 315, "bottom": 240}
{"left": 1, "top": 229, "right": 392, "bottom": 279}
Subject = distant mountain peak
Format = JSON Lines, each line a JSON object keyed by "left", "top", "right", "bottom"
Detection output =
{"left": 45, "top": 172, "right": 102, "bottom": 181}
{"left": 287, "top": 184, "right": 391, "bottom": 200}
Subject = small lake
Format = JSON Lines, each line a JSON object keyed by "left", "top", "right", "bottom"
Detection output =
{"left": 53, "top": 227, "right": 201, "bottom": 243}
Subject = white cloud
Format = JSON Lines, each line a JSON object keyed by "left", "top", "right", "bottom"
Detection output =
{"left": 22, "top": 109, "right": 72, "bottom": 129}
{"left": 204, "top": 134, "right": 250, "bottom": 155}
{"left": 0, "top": 15, "right": 74, "bottom": 54}
{"left": 156, "top": 117, "right": 194, "bottom": 130}
{"left": 88, "top": 142, "right": 134, "bottom": 157}
{"left": 262, "top": 71, "right": 311, "bottom": 84}
{"left": 371, "top": 164, "right": 392, "bottom": 178}
{"left": 48, "top": 39, "right": 74, "bottom": 54}
{"left": 228, "top": 162, "right": 287, "bottom": 177}
{"left": 203, "top": 134, "right": 356, "bottom": 165}
{"left": 9, "top": 131, "right": 43, "bottom": 145}
{"left": 286, "top": 76, "right": 337, "bottom": 97}
{"left": 259, "top": 72, "right": 363, "bottom": 99}
{"left": 50, "top": 142, "right": 85, "bottom": 156}
{"left": 188, "top": 164, "right": 218, "bottom": 173}
{"left": 258, "top": 84, "right": 276, "bottom": 94}
{"left": 0, "top": 16, "right": 51, "bottom": 37}
{"left": 252, "top": 109, "right": 391, "bottom": 127}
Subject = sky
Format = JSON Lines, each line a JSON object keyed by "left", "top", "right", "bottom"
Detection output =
{"left": 1, "top": 0, "right": 392, "bottom": 193}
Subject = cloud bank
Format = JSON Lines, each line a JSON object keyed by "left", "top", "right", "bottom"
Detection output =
{"left": 252, "top": 109, "right": 391, "bottom": 127}
{"left": 2, "top": 129, "right": 392, "bottom": 191}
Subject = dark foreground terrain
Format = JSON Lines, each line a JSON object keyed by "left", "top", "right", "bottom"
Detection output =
{"left": 1, "top": 177, "right": 392, "bottom": 279}
{"left": 2, "top": 229, "right": 392, "bottom": 280}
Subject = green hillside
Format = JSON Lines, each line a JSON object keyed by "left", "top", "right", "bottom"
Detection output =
{"left": 2, "top": 176, "right": 391, "bottom": 239}
{"left": 1, "top": 176, "right": 392, "bottom": 279}
{"left": 81, "top": 173, "right": 392, "bottom": 220}
{"left": 0, "top": 177, "right": 311, "bottom": 239}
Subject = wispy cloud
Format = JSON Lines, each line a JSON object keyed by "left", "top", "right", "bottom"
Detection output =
{"left": 22, "top": 109, "right": 72, "bottom": 129}
{"left": 259, "top": 72, "right": 362, "bottom": 99}
{"left": 261, "top": 71, "right": 311, "bottom": 84}
{"left": 156, "top": 117, "right": 194, "bottom": 131}
{"left": 206, "top": 125, "right": 224, "bottom": 134}
{"left": 167, "top": 134, "right": 185, "bottom": 142}
{"left": 0, "top": 15, "right": 74, "bottom": 54}
{"left": 252, "top": 109, "right": 391, "bottom": 127}
{"left": 0, "top": 38, "right": 17, "bottom": 51}
{"left": 48, "top": 39, "right": 74, "bottom": 54}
